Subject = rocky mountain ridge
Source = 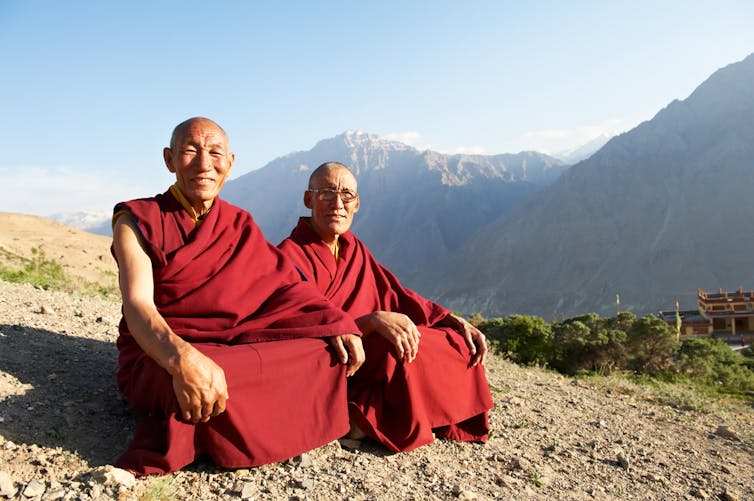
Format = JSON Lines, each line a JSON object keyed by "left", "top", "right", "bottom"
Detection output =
{"left": 425, "top": 53, "right": 754, "bottom": 317}
{"left": 221, "top": 132, "right": 567, "bottom": 280}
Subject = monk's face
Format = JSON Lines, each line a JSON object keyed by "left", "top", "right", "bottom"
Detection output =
{"left": 163, "top": 119, "right": 235, "bottom": 211}
{"left": 305, "top": 166, "right": 360, "bottom": 243}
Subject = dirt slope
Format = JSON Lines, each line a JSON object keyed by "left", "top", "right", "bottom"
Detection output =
{"left": 0, "top": 212, "right": 116, "bottom": 287}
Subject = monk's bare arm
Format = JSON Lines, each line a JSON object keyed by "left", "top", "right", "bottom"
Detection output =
{"left": 436, "top": 314, "right": 488, "bottom": 367}
{"left": 113, "top": 215, "right": 228, "bottom": 423}
{"left": 355, "top": 312, "right": 421, "bottom": 363}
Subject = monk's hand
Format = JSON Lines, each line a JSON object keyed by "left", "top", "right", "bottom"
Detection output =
{"left": 370, "top": 311, "right": 421, "bottom": 363}
{"left": 329, "top": 334, "right": 365, "bottom": 377}
{"left": 450, "top": 314, "right": 488, "bottom": 367}
{"left": 171, "top": 346, "right": 229, "bottom": 424}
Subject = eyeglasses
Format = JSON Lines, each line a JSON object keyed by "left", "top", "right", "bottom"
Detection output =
{"left": 307, "top": 188, "right": 358, "bottom": 203}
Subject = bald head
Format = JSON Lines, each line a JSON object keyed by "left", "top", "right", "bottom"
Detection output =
{"left": 170, "top": 117, "right": 229, "bottom": 150}
{"left": 308, "top": 162, "right": 353, "bottom": 189}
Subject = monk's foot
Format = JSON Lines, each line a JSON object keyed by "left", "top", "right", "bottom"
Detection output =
{"left": 345, "top": 419, "right": 367, "bottom": 440}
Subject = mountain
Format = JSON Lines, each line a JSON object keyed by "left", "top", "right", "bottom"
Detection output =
{"left": 423, "top": 53, "right": 754, "bottom": 318}
{"left": 222, "top": 132, "right": 567, "bottom": 279}
{"left": 555, "top": 134, "right": 612, "bottom": 164}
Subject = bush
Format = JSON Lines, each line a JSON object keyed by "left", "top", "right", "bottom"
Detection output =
{"left": 676, "top": 338, "right": 754, "bottom": 394}
{"left": 627, "top": 315, "right": 679, "bottom": 374}
{"left": 0, "top": 247, "right": 68, "bottom": 290}
{"left": 479, "top": 315, "right": 552, "bottom": 365}
{"left": 551, "top": 315, "right": 628, "bottom": 375}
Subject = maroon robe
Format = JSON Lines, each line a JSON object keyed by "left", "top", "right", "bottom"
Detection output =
{"left": 279, "top": 218, "right": 493, "bottom": 452}
{"left": 113, "top": 191, "right": 359, "bottom": 475}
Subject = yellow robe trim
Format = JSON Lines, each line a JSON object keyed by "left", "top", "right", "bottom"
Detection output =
{"left": 169, "top": 184, "right": 213, "bottom": 225}
{"left": 110, "top": 185, "right": 211, "bottom": 230}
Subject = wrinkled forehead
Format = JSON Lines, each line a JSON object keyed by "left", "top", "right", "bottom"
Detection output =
{"left": 311, "top": 166, "right": 358, "bottom": 190}
{"left": 173, "top": 120, "right": 229, "bottom": 148}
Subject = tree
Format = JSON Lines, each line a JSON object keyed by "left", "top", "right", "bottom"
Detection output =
{"left": 677, "top": 338, "right": 754, "bottom": 393}
{"left": 479, "top": 315, "right": 552, "bottom": 365}
{"left": 627, "top": 315, "right": 679, "bottom": 374}
{"left": 551, "top": 315, "right": 627, "bottom": 375}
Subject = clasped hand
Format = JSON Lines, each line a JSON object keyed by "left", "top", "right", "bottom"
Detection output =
{"left": 329, "top": 334, "right": 365, "bottom": 377}
{"left": 370, "top": 311, "right": 422, "bottom": 363}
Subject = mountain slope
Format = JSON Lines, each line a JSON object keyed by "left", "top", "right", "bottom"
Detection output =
{"left": 222, "top": 132, "right": 566, "bottom": 280}
{"left": 426, "top": 53, "right": 754, "bottom": 317}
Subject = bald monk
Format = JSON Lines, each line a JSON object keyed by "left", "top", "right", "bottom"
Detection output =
{"left": 112, "top": 119, "right": 364, "bottom": 475}
{"left": 278, "top": 161, "right": 493, "bottom": 453}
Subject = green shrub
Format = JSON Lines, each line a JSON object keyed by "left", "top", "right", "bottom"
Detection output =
{"left": 676, "top": 338, "right": 754, "bottom": 394}
{"left": 0, "top": 247, "right": 68, "bottom": 290}
{"left": 479, "top": 315, "right": 552, "bottom": 365}
{"left": 551, "top": 315, "right": 627, "bottom": 375}
{"left": 627, "top": 315, "right": 680, "bottom": 375}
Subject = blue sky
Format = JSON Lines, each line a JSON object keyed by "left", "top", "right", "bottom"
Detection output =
{"left": 1, "top": 0, "right": 753, "bottom": 217}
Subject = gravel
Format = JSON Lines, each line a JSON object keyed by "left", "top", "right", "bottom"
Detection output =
{"left": 1, "top": 279, "right": 752, "bottom": 500}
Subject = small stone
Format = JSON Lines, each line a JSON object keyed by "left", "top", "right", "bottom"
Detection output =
{"left": 90, "top": 465, "right": 136, "bottom": 488}
{"left": 0, "top": 471, "right": 16, "bottom": 498}
{"left": 509, "top": 457, "right": 531, "bottom": 471}
{"left": 288, "top": 452, "right": 313, "bottom": 468}
{"left": 240, "top": 482, "right": 256, "bottom": 499}
{"left": 39, "top": 305, "right": 55, "bottom": 315}
{"left": 89, "top": 484, "right": 102, "bottom": 498}
{"left": 644, "top": 473, "right": 663, "bottom": 483}
{"left": 715, "top": 425, "right": 739, "bottom": 441}
{"left": 458, "top": 491, "right": 478, "bottom": 500}
{"left": 693, "top": 488, "right": 710, "bottom": 499}
{"left": 45, "top": 487, "right": 66, "bottom": 500}
{"left": 616, "top": 450, "right": 630, "bottom": 470}
{"left": 300, "top": 478, "right": 314, "bottom": 490}
{"left": 721, "top": 488, "right": 741, "bottom": 501}
{"left": 22, "top": 479, "right": 46, "bottom": 498}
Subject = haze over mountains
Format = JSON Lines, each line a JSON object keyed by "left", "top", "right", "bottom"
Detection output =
{"left": 221, "top": 133, "right": 567, "bottom": 280}
{"left": 422, "top": 53, "right": 754, "bottom": 317}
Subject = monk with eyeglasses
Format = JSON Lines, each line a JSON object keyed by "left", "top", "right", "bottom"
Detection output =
{"left": 111, "top": 120, "right": 363, "bottom": 475}
{"left": 278, "top": 161, "right": 493, "bottom": 453}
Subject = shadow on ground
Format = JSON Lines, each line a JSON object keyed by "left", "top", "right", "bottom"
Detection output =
{"left": 0, "top": 324, "right": 135, "bottom": 466}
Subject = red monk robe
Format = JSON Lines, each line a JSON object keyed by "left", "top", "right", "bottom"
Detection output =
{"left": 113, "top": 190, "right": 359, "bottom": 475}
{"left": 279, "top": 218, "right": 493, "bottom": 452}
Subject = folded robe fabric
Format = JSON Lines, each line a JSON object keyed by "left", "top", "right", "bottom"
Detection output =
{"left": 279, "top": 218, "right": 494, "bottom": 452}
{"left": 113, "top": 191, "right": 359, "bottom": 475}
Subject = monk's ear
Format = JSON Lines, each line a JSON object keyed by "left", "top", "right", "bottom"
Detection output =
{"left": 163, "top": 147, "right": 176, "bottom": 173}
{"left": 227, "top": 152, "right": 235, "bottom": 172}
{"left": 353, "top": 195, "right": 360, "bottom": 213}
{"left": 303, "top": 190, "right": 313, "bottom": 209}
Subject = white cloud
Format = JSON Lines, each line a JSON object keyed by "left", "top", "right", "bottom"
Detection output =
{"left": 382, "top": 131, "right": 422, "bottom": 148}
{"left": 383, "top": 131, "right": 486, "bottom": 155}
{"left": 449, "top": 145, "right": 488, "bottom": 155}
{"left": 512, "top": 117, "right": 639, "bottom": 154}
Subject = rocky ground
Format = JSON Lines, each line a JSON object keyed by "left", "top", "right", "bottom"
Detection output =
{"left": 0, "top": 279, "right": 752, "bottom": 500}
